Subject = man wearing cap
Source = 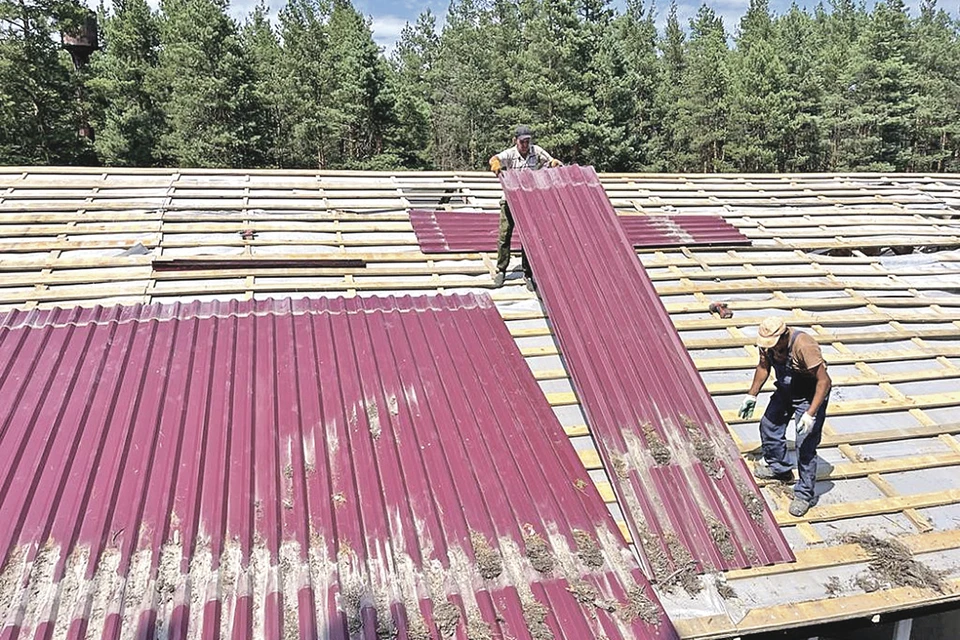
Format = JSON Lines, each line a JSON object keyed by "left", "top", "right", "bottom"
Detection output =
{"left": 489, "top": 125, "right": 562, "bottom": 290}
{"left": 738, "top": 317, "right": 832, "bottom": 517}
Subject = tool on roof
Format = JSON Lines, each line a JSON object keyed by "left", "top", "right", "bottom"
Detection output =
{"left": 709, "top": 301, "right": 733, "bottom": 319}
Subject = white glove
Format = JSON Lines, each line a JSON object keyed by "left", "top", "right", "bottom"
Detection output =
{"left": 795, "top": 412, "right": 815, "bottom": 438}
{"left": 738, "top": 395, "right": 757, "bottom": 419}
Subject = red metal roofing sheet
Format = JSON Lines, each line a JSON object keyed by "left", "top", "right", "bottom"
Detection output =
{"left": 500, "top": 166, "right": 794, "bottom": 580}
{"left": 0, "top": 295, "right": 678, "bottom": 639}
{"left": 408, "top": 210, "right": 748, "bottom": 253}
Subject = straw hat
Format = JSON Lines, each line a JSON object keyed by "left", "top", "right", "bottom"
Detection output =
{"left": 756, "top": 317, "right": 788, "bottom": 349}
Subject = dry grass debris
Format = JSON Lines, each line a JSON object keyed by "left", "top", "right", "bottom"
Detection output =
{"left": 844, "top": 533, "right": 946, "bottom": 594}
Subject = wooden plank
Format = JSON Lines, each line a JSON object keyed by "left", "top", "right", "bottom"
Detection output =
{"left": 774, "top": 488, "right": 960, "bottom": 525}
{"left": 867, "top": 472, "right": 935, "bottom": 532}
{"left": 753, "top": 452, "right": 960, "bottom": 484}
{"left": 738, "top": 422, "right": 960, "bottom": 454}
{"left": 673, "top": 578, "right": 960, "bottom": 639}
{"left": 724, "top": 529, "right": 960, "bottom": 580}
{"left": 707, "top": 366, "right": 960, "bottom": 396}
{"left": 526, "top": 341, "right": 960, "bottom": 365}
{"left": 724, "top": 390, "right": 960, "bottom": 423}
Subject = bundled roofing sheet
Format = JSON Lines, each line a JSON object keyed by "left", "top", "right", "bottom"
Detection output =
{"left": 408, "top": 210, "right": 748, "bottom": 253}
{"left": 500, "top": 166, "right": 794, "bottom": 578}
{"left": 0, "top": 295, "right": 677, "bottom": 639}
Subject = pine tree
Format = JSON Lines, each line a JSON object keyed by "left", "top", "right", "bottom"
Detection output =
{"left": 683, "top": 4, "right": 730, "bottom": 171}
{"left": 276, "top": 0, "right": 334, "bottom": 168}
{"left": 908, "top": 0, "right": 960, "bottom": 171}
{"left": 774, "top": 5, "right": 827, "bottom": 171}
{"left": 155, "top": 0, "right": 265, "bottom": 167}
{"left": 431, "top": 0, "right": 503, "bottom": 169}
{"left": 0, "top": 0, "right": 90, "bottom": 163}
{"left": 325, "top": 0, "right": 395, "bottom": 168}
{"left": 835, "top": 0, "right": 917, "bottom": 170}
{"left": 507, "top": 0, "right": 613, "bottom": 164}
{"left": 817, "top": 0, "right": 866, "bottom": 169}
{"left": 241, "top": 2, "right": 282, "bottom": 167}
{"left": 87, "top": 0, "right": 165, "bottom": 166}
{"left": 388, "top": 11, "right": 440, "bottom": 168}
{"left": 648, "top": 2, "right": 692, "bottom": 171}
{"left": 594, "top": 0, "right": 657, "bottom": 170}
{"left": 727, "top": 0, "right": 783, "bottom": 171}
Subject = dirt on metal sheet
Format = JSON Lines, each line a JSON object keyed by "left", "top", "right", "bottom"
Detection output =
{"left": 639, "top": 523, "right": 702, "bottom": 595}
{"left": 523, "top": 527, "right": 556, "bottom": 574}
{"left": 641, "top": 422, "right": 671, "bottom": 466}
{"left": 467, "top": 618, "right": 493, "bottom": 640}
{"left": 664, "top": 533, "right": 703, "bottom": 595}
{"left": 522, "top": 599, "right": 554, "bottom": 640}
{"left": 573, "top": 530, "right": 604, "bottom": 569}
{"left": 406, "top": 614, "right": 432, "bottom": 640}
{"left": 682, "top": 415, "right": 720, "bottom": 478}
{"left": 611, "top": 452, "right": 630, "bottom": 480}
{"left": 844, "top": 533, "right": 947, "bottom": 593}
{"left": 707, "top": 517, "right": 736, "bottom": 561}
{"left": 617, "top": 586, "right": 662, "bottom": 626}
{"left": 568, "top": 580, "right": 600, "bottom": 605}
{"left": 735, "top": 479, "right": 767, "bottom": 523}
{"left": 434, "top": 600, "right": 462, "bottom": 637}
{"left": 470, "top": 530, "right": 504, "bottom": 580}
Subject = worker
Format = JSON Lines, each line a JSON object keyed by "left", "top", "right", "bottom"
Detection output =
{"left": 489, "top": 125, "right": 562, "bottom": 290}
{"left": 738, "top": 317, "right": 832, "bottom": 517}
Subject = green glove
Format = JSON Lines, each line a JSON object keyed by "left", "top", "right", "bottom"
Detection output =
{"left": 738, "top": 395, "right": 757, "bottom": 420}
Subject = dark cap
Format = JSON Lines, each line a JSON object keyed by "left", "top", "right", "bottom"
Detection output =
{"left": 515, "top": 125, "right": 533, "bottom": 140}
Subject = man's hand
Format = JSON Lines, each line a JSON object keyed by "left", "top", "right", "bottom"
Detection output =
{"left": 738, "top": 395, "right": 757, "bottom": 419}
{"left": 549, "top": 159, "right": 563, "bottom": 168}
{"left": 490, "top": 156, "right": 502, "bottom": 175}
{"left": 795, "top": 412, "right": 815, "bottom": 438}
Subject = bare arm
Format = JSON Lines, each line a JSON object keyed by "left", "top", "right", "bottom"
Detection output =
{"left": 806, "top": 363, "right": 831, "bottom": 416}
{"left": 747, "top": 355, "right": 771, "bottom": 396}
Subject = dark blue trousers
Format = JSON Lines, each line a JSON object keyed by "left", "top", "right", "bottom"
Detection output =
{"left": 759, "top": 389, "right": 828, "bottom": 502}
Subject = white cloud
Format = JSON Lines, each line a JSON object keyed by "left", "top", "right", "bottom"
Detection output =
{"left": 369, "top": 14, "right": 410, "bottom": 54}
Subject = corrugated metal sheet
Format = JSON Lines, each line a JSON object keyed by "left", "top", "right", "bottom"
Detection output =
{"left": 408, "top": 210, "right": 748, "bottom": 253}
{"left": 0, "top": 295, "right": 678, "bottom": 640}
{"left": 500, "top": 166, "right": 794, "bottom": 580}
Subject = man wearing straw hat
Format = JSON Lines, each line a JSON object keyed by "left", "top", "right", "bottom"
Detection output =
{"left": 738, "top": 317, "right": 832, "bottom": 517}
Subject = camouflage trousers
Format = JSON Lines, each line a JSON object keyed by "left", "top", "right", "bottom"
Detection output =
{"left": 496, "top": 200, "right": 531, "bottom": 278}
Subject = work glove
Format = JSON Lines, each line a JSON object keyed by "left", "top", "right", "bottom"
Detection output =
{"left": 490, "top": 156, "right": 502, "bottom": 175}
{"left": 737, "top": 395, "right": 757, "bottom": 420}
{"left": 549, "top": 159, "right": 563, "bottom": 168}
{"left": 795, "top": 412, "right": 815, "bottom": 439}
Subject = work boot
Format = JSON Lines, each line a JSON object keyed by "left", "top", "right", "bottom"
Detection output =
{"left": 492, "top": 272, "right": 506, "bottom": 288}
{"left": 753, "top": 460, "right": 793, "bottom": 481}
{"left": 789, "top": 498, "right": 811, "bottom": 517}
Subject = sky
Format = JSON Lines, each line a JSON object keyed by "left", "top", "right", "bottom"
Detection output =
{"left": 121, "top": 0, "right": 960, "bottom": 55}
{"left": 308, "top": 0, "right": 960, "bottom": 54}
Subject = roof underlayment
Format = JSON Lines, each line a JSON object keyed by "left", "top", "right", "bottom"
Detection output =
{"left": 0, "top": 295, "right": 675, "bottom": 639}
{"left": 500, "top": 165, "right": 792, "bottom": 576}
{"left": 1, "top": 167, "right": 960, "bottom": 636}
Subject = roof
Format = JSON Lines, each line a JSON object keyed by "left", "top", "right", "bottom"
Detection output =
{"left": 0, "top": 294, "right": 674, "bottom": 639}
{"left": 1, "top": 166, "right": 960, "bottom": 637}
{"left": 499, "top": 165, "right": 792, "bottom": 575}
